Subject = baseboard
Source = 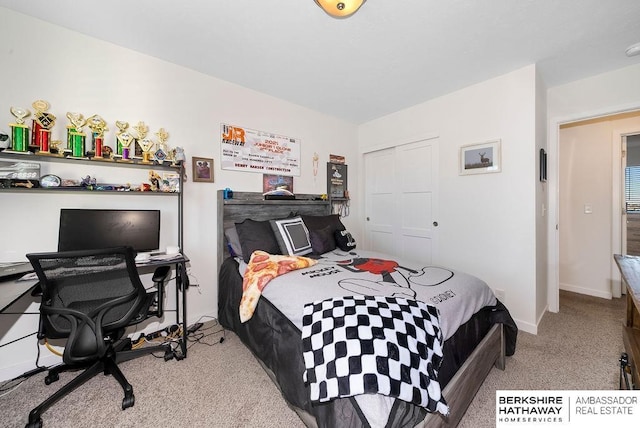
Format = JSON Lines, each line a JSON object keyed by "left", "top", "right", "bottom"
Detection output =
{"left": 559, "top": 283, "right": 612, "bottom": 300}
{"left": 513, "top": 317, "right": 537, "bottom": 335}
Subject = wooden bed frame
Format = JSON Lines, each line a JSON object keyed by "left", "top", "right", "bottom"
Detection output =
{"left": 216, "top": 190, "right": 506, "bottom": 427}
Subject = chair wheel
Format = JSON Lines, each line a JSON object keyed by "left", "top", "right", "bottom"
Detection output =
{"left": 122, "top": 394, "right": 135, "bottom": 409}
{"left": 25, "top": 418, "right": 43, "bottom": 428}
{"left": 44, "top": 372, "right": 59, "bottom": 385}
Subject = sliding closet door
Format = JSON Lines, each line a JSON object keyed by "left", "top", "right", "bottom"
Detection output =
{"left": 364, "top": 138, "right": 439, "bottom": 264}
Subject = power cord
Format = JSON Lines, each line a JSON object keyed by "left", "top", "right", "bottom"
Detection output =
{"left": 186, "top": 270, "right": 201, "bottom": 294}
{"left": 44, "top": 339, "right": 63, "bottom": 357}
{"left": 0, "top": 331, "right": 38, "bottom": 348}
{"left": 185, "top": 317, "right": 226, "bottom": 349}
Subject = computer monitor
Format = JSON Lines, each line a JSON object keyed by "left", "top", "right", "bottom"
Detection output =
{"left": 58, "top": 209, "right": 161, "bottom": 253}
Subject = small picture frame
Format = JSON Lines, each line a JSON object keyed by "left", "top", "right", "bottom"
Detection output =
{"left": 460, "top": 139, "right": 501, "bottom": 175}
{"left": 192, "top": 157, "right": 214, "bottom": 182}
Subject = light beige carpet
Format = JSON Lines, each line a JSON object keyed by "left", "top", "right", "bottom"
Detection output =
{"left": 0, "top": 290, "right": 626, "bottom": 428}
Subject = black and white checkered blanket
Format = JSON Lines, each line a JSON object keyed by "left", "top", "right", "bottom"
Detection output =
{"left": 301, "top": 295, "right": 449, "bottom": 416}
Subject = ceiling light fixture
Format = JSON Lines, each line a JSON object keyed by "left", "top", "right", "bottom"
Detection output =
{"left": 315, "top": 0, "right": 366, "bottom": 18}
{"left": 626, "top": 42, "right": 640, "bottom": 57}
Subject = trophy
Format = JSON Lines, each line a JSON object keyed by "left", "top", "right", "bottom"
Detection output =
{"left": 66, "top": 112, "right": 87, "bottom": 158}
{"left": 132, "top": 121, "right": 149, "bottom": 159}
{"left": 154, "top": 128, "right": 169, "bottom": 164}
{"left": 50, "top": 140, "right": 62, "bottom": 155}
{"left": 138, "top": 138, "right": 155, "bottom": 164}
{"left": 116, "top": 131, "right": 134, "bottom": 162}
{"left": 87, "top": 114, "right": 109, "bottom": 160}
{"left": 8, "top": 106, "right": 31, "bottom": 153}
{"left": 114, "top": 121, "right": 129, "bottom": 156}
{"left": 31, "top": 100, "right": 56, "bottom": 154}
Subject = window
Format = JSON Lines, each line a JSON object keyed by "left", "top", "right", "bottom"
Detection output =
{"left": 625, "top": 166, "right": 640, "bottom": 212}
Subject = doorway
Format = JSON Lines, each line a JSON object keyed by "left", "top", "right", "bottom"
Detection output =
{"left": 552, "top": 111, "right": 640, "bottom": 311}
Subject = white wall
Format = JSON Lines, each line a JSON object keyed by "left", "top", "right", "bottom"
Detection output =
{"left": 0, "top": 8, "right": 360, "bottom": 381}
{"left": 358, "top": 65, "right": 539, "bottom": 333}
{"left": 547, "top": 63, "right": 640, "bottom": 312}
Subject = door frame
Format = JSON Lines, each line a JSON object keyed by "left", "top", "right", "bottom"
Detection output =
{"left": 615, "top": 131, "right": 640, "bottom": 298}
{"left": 548, "top": 103, "right": 640, "bottom": 313}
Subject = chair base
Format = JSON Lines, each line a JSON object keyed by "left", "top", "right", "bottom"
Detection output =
{"left": 26, "top": 340, "right": 172, "bottom": 428}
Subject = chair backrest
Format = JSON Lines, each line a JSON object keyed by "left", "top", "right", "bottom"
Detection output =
{"left": 26, "top": 246, "right": 149, "bottom": 363}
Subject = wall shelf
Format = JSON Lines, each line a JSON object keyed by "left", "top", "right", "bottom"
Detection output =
{"left": 0, "top": 187, "right": 179, "bottom": 195}
{"left": 0, "top": 149, "right": 185, "bottom": 250}
{"left": 0, "top": 151, "right": 180, "bottom": 171}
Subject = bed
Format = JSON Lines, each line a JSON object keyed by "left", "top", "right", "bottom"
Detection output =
{"left": 216, "top": 191, "right": 517, "bottom": 427}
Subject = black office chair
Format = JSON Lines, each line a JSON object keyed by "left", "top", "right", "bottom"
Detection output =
{"left": 25, "top": 246, "right": 173, "bottom": 428}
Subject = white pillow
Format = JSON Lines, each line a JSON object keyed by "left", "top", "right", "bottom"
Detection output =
{"left": 269, "top": 216, "right": 312, "bottom": 256}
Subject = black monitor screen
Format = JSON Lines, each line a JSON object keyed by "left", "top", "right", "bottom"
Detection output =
{"left": 58, "top": 209, "right": 161, "bottom": 253}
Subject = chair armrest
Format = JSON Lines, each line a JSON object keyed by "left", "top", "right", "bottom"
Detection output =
{"left": 151, "top": 265, "right": 171, "bottom": 318}
{"left": 152, "top": 265, "right": 171, "bottom": 283}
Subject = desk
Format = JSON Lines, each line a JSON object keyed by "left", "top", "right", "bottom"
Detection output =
{"left": 613, "top": 254, "right": 640, "bottom": 388}
{"left": 1, "top": 253, "right": 191, "bottom": 359}
{"left": 0, "top": 276, "right": 38, "bottom": 313}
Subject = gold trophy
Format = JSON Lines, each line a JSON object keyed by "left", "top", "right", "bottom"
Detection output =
{"left": 138, "top": 138, "right": 155, "bottom": 164}
{"left": 116, "top": 131, "right": 134, "bottom": 162}
{"left": 31, "top": 100, "right": 56, "bottom": 154}
{"left": 8, "top": 106, "right": 31, "bottom": 153}
{"left": 132, "top": 121, "right": 149, "bottom": 159}
{"left": 87, "top": 114, "right": 110, "bottom": 160}
{"left": 66, "top": 112, "right": 87, "bottom": 158}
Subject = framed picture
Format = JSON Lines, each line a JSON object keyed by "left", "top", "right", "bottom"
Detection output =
{"left": 192, "top": 157, "right": 214, "bottom": 182}
{"left": 327, "top": 162, "right": 348, "bottom": 198}
{"left": 459, "top": 139, "right": 501, "bottom": 175}
{"left": 263, "top": 174, "right": 294, "bottom": 195}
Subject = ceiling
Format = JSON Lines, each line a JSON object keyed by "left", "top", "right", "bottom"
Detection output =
{"left": 1, "top": 0, "right": 640, "bottom": 124}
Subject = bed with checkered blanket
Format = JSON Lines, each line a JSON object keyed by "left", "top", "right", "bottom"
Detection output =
{"left": 219, "top": 248, "right": 518, "bottom": 427}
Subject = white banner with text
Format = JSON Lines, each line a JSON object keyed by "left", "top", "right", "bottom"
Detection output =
{"left": 220, "top": 123, "right": 300, "bottom": 176}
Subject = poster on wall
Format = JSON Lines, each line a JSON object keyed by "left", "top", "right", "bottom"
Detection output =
{"left": 220, "top": 123, "right": 300, "bottom": 176}
{"left": 327, "top": 162, "right": 348, "bottom": 198}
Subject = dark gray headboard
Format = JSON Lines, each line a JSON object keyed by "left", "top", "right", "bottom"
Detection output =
{"left": 216, "top": 190, "right": 330, "bottom": 272}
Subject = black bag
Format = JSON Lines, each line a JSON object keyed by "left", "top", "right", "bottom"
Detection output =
{"left": 334, "top": 230, "right": 356, "bottom": 251}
